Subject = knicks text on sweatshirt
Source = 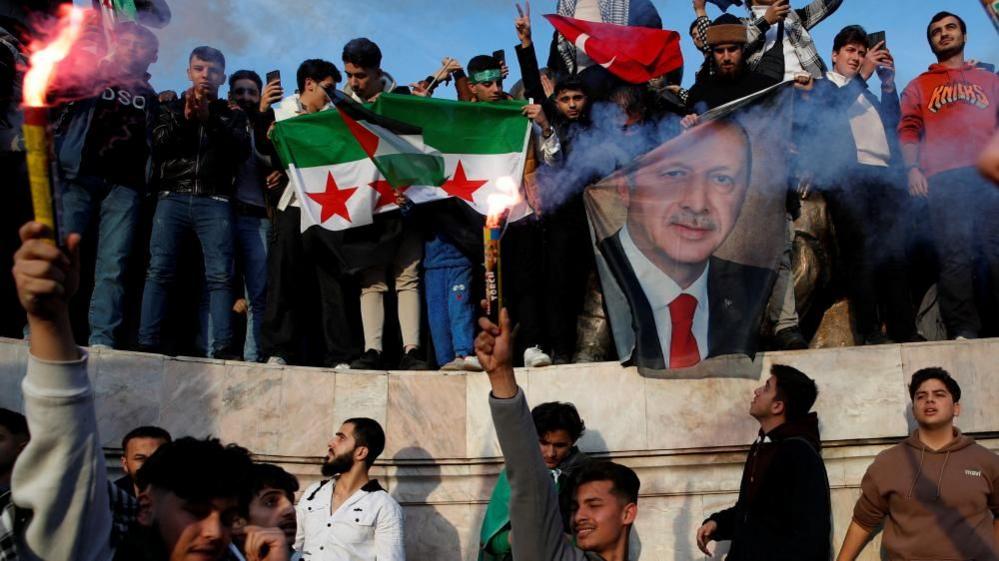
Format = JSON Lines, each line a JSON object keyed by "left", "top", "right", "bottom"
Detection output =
{"left": 898, "top": 62, "right": 999, "bottom": 178}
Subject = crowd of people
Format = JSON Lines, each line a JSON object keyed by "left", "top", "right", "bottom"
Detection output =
{"left": 1, "top": 0, "right": 998, "bottom": 372}
{"left": 1, "top": 0, "right": 999, "bottom": 560}
{"left": 4, "top": 219, "right": 998, "bottom": 561}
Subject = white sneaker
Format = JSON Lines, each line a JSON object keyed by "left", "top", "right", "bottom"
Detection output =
{"left": 463, "top": 356, "right": 483, "bottom": 372}
{"left": 266, "top": 356, "right": 287, "bottom": 365}
{"left": 524, "top": 346, "right": 552, "bottom": 368}
{"left": 90, "top": 344, "right": 112, "bottom": 352}
{"left": 333, "top": 363, "right": 351, "bottom": 370}
{"left": 440, "top": 358, "right": 465, "bottom": 371}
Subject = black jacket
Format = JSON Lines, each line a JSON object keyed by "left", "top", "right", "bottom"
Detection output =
{"left": 687, "top": 68, "right": 781, "bottom": 113}
{"left": 153, "top": 93, "right": 249, "bottom": 198}
{"left": 707, "top": 414, "right": 832, "bottom": 561}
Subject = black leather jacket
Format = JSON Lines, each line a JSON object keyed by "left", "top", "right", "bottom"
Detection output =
{"left": 153, "top": 94, "right": 249, "bottom": 198}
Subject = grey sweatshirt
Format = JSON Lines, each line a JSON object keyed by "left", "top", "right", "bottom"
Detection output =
{"left": 489, "top": 387, "right": 602, "bottom": 561}
{"left": 12, "top": 352, "right": 113, "bottom": 561}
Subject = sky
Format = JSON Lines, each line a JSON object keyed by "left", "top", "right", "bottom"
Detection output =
{"left": 86, "top": 0, "right": 999, "bottom": 99}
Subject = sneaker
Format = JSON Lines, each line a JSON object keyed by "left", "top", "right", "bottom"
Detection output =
{"left": 462, "top": 355, "right": 483, "bottom": 372}
{"left": 440, "top": 358, "right": 465, "bottom": 371}
{"left": 90, "top": 343, "right": 113, "bottom": 352}
{"left": 266, "top": 356, "right": 287, "bottom": 366}
{"left": 773, "top": 327, "right": 809, "bottom": 350}
{"left": 524, "top": 346, "right": 552, "bottom": 368}
{"left": 351, "top": 349, "right": 382, "bottom": 370}
{"left": 399, "top": 348, "right": 429, "bottom": 371}
{"left": 333, "top": 363, "right": 351, "bottom": 370}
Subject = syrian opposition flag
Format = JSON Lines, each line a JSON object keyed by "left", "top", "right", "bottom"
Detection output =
{"left": 545, "top": 15, "right": 683, "bottom": 84}
{"left": 271, "top": 93, "right": 532, "bottom": 231}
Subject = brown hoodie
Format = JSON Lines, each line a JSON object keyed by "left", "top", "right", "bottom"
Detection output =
{"left": 853, "top": 429, "right": 999, "bottom": 561}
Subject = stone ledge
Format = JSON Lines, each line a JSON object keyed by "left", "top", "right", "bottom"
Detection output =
{"left": 3, "top": 336, "right": 996, "bottom": 561}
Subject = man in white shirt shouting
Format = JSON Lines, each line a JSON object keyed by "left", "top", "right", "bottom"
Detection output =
{"left": 295, "top": 418, "right": 405, "bottom": 561}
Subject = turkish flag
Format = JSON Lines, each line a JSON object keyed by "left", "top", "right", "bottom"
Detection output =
{"left": 545, "top": 15, "right": 683, "bottom": 84}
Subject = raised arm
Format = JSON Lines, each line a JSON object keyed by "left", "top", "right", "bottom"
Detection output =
{"left": 476, "top": 309, "right": 585, "bottom": 561}
{"left": 11, "top": 222, "right": 112, "bottom": 561}
{"left": 796, "top": 0, "right": 845, "bottom": 30}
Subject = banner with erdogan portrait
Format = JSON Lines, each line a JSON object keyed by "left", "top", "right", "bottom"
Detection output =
{"left": 586, "top": 83, "right": 794, "bottom": 376}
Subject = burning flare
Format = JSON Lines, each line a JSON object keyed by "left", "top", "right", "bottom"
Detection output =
{"left": 485, "top": 176, "right": 521, "bottom": 227}
{"left": 23, "top": 6, "right": 87, "bottom": 107}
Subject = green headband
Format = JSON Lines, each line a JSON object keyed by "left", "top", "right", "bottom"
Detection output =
{"left": 470, "top": 68, "right": 502, "bottom": 84}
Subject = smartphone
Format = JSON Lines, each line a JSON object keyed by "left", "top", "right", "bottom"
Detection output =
{"left": 265, "top": 69, "right": 281, "bottom": 86}
{"left": 867, "top": 31, "right": 886, "bottom": 49}
{"left": 492, "top": 49, "right": 506, "bottom": 65}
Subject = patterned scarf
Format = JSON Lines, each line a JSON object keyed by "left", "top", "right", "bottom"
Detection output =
{"left": 555, "top": 0, "right": 630, "bottom": 75}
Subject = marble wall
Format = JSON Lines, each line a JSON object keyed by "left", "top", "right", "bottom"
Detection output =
{"left": 1, "top": 337, "right": 997, "bottom": 561}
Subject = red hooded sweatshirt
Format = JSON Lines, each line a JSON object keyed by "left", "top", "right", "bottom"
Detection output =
{"left": 898, "top": 62, "right": 999, "bottom": 178}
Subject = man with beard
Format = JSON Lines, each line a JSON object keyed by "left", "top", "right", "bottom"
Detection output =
{"left": 898, "top": 11, "right": 999, "bottom": 340}
{"left": 683, "top": 14, "right": 812, "bottom": 353}
{"left": 696, "top": 365, "right": 831, "bottom": 560}
{"left": 10, "top": 221, "right": 287, "bottom": 561}
{"left": 295, "top": 418, "right": 404, "bottom": 561}
{"left": 230, "top": 464, "right": 299, "bottom": 561}
{"left": 684, "top": 14, "right": 781, "bottom": 117}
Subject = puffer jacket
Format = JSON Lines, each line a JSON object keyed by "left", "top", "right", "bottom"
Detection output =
{"left": 152, "top": 93, "right": 249, "bottom": 198}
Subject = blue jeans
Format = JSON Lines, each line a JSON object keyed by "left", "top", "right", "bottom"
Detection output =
{"left": 425, "top": 265, "right": 475, "bottom": 366}
{"left": 139, "top": 193, "right": 235, "bottom": 355}
{"left": 197, "top": 213, "right": 270, "bottom": 361}
{"left": 61, "top": 177, "right": 140, "bottom": 347}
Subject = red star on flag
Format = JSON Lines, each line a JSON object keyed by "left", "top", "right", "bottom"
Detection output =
{"left": 370, "top": 180, "right": 410, "bottom": 210}
{"left": 441, "top": 161, "right": 488, "bottom": 203}
{"left": 307, "top": 172, "right": 359, "bottom": 223}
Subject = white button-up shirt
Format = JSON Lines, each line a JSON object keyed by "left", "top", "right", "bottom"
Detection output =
{"left": 294, "top": 479, "right": 405, "bottom": 561}
{"left": 620, "top": 226, "right": 710, "bottom": 367}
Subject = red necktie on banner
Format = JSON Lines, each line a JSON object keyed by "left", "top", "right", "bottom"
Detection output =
{"left": 668, "top": 294, "right": 700, "bottom": 368}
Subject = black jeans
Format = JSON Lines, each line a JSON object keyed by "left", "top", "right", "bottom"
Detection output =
{"left": 503, "top": 196, "right": 594, "bottom": 360}
{"left": 825, "top": 165, "right": 916, "bottom": 340}
{"left": 260, "top": 207, "right": 359, "bottom": 365}
{"left": 927, "top": 167, "right": 999, "bottom": 338}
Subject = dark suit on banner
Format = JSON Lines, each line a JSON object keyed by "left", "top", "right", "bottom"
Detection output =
{"left": 598, "top": 230, "right": 772, "bottom": 370}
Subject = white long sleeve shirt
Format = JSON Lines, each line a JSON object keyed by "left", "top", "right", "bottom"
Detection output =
{"left": 12, "top": 351, "right": 113, "bottom": 561}
{"left": 294, "top": 478, "right": 405, "bottom": 561}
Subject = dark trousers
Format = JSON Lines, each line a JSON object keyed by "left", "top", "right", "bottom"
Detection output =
{"left": 260, "top": 207, "right": 358, "bottom": 365}
{"left": 927, "top": 167, "right": 999, "bottom": 338}
{"left": 825, "top": 165, "right": 916, "bottom": 341}
{"left": 504, "top": 196, "right": 594, "bottom": 360}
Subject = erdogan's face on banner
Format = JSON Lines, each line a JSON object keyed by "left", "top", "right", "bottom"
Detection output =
{"left": 621, "top": 120, "right": 751, "bottom": 288}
